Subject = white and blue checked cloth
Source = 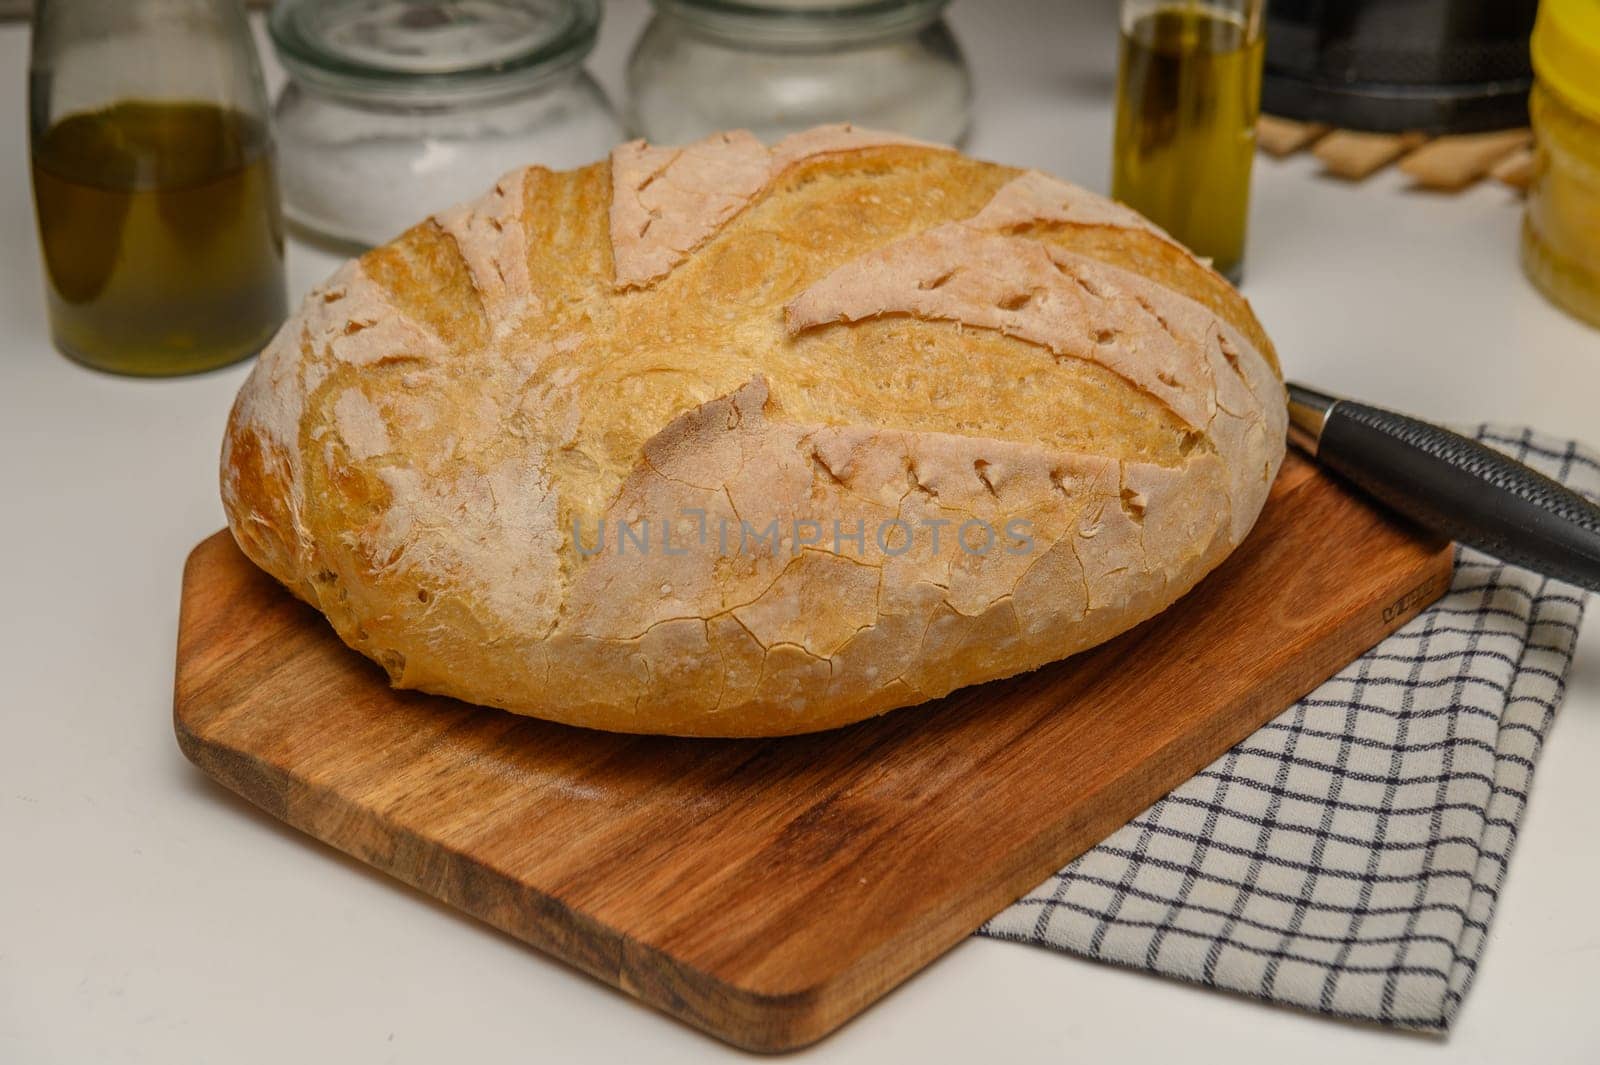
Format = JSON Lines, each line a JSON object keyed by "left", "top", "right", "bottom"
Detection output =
{"left": 982, "top": 427, "right": 1597, "bottom": 1032}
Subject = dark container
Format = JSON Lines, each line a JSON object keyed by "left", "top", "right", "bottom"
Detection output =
{"left": 1262, "top": 0, "right": 1539, "bottom": 133}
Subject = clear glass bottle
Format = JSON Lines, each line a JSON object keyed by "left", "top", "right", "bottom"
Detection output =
{"left": 29, "top": 0, "right": 287, "bottom": 377}
{"left": 1112, "top": 0, "right": 1265, "bottom": 284}
{"left": 270, "top": 0, "right": 622, "bottom": 250}
{"left": 625, "top": 0, "right": 971, "bottom": 146}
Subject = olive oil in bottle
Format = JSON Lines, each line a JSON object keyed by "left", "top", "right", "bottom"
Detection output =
{"left": 31, "top": 100, "right": 287, "bottom": 376}
{"left": 1112, "top": 2, "right": 1264, "bottom": 283}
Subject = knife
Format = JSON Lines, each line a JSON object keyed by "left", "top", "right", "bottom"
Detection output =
{"left": 1286, "top": 383, "right": 1600, "bottom": 592}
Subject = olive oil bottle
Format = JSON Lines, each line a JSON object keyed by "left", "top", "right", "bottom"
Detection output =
{"left": 32, "top": 101, "right": 286, "bottom": 376}
{"left": 29, "top": 0, "right": 286, "bottom": 376}
{"left": 1112, "top": 1, "right": 1264, "bottom": 283}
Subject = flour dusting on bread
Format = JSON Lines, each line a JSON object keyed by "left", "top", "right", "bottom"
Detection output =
{"left": 434, "top": 168, "right": 537, "bottom": 336}
{"left": 609, "top": 123, "right": 945, "bottom": 289}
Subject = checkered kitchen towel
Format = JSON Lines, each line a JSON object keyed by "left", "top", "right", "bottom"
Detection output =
{"left": 981, "top": 427, "right": 1598, "bottom": 1032}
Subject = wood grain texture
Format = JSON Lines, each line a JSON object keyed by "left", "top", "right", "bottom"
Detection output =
{"left": 173, "top": 452, "right": 1452, "bottom": 1051}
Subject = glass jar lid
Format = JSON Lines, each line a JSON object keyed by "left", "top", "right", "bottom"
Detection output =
{"left": 271, "top": 0, "right": 600, "bottom": 102}
{"left": 653, "top": 0, "right": 950, "bottom": 47}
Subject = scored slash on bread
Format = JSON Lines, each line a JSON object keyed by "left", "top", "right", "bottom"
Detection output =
{"left": 608, "top": 125, "right": 936, "bottom": 289}
{"left": 221, "top": 125, "right": 1285, "bottom": 737}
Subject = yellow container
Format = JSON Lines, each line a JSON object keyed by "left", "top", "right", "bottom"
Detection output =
{"left": 1524, "top": 0, "right": 1600, "bottom": 329}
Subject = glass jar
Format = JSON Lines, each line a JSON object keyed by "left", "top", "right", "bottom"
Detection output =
{"left": 1522, "top": 0, "right": 1600, "bottom": 330}
{"left": 625, "top": 0, "right": 971, "bottom": 146}
{"left": 29, "top": 0, "right": 287, "bottom": 377}
{"left": 270, "top": 0, "right": 623, "bottom": 250}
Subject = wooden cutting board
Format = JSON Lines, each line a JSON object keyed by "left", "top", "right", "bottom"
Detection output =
{"left": 174, "top": 452, "right": 1451, "bottom": 1051}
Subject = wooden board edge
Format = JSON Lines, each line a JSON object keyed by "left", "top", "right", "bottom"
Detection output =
{"left": 171, "top": 714, "right": 837, "bottom": 1051}
{"left": 171, "top": 525, "right": 1457, "bottom": 1053}
{"left": 172, "top": 532, "right": 827, "bottom": 1049}
{"left": 742, "top": 538, "right": 1458, "bottom": 1050}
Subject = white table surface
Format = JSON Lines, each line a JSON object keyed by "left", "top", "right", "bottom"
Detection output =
{"left": 4, "top": 2, "right": 1599, "bottom": 1062}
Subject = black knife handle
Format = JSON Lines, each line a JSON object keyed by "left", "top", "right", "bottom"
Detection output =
{"left": 1291, "top": 387, "right": 1600, "bottom": 592}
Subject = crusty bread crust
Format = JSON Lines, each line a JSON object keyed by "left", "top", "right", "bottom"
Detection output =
{"left": 221, "top": 125, "right": 1285, "bottom": 736}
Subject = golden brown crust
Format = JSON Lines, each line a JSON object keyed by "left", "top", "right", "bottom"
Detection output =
{"left": 221, "top": 126, "right": 1285, "bottom": 737}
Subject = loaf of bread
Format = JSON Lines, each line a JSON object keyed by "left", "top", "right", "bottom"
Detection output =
{"left": 222, "top": 125, "right": 1286, "bottom": 737}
